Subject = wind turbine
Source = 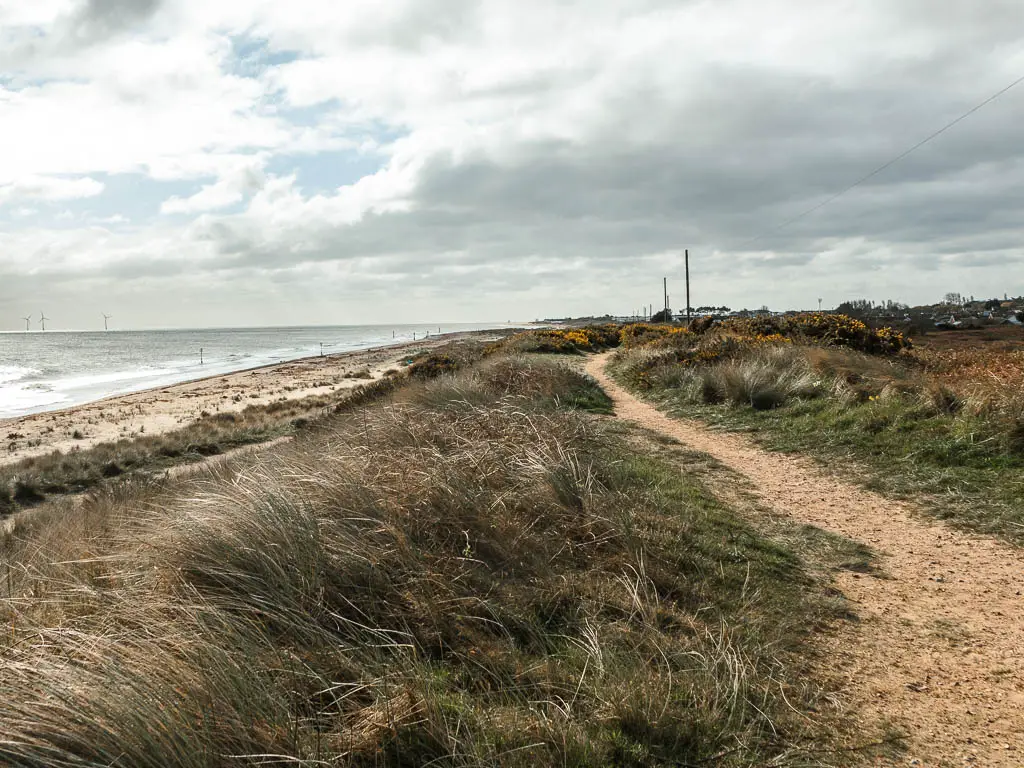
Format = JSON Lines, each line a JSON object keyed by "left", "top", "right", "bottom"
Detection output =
{"left": 21, "top": 315, "right": 31, "bottom": 332}
{"left": 102, "top": 313, "right": 112, "bottom": 331}
{"left": 39, "top": 311, "right": 49, "bottom": 331}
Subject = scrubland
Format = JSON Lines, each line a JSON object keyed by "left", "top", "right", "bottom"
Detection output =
{"left": 523, "top": 316, "right": 1024, "bottom": 544}
{"left": 0, "top": 348, "right": 873, "bottom": 766}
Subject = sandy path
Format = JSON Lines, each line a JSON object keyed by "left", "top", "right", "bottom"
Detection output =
{"left": 586, "top": 353, "right": 1024, "bottom": 767}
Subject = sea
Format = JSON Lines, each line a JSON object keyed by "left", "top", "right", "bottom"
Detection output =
{"left": 0, "top": 324, "right": 513, "bottom": 420}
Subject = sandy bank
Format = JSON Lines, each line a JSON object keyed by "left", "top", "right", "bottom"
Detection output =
{"left": 0, "top": 332, "right": 499, "bottom": 466}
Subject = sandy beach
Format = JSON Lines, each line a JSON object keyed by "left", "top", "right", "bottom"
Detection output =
{"left": 1, "top": 332, "right": 494, "bottom": 467}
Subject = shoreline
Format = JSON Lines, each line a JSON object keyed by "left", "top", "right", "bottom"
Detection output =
{"left": 0, "top": 328, "right": 505, "bottom": 423}
{"left": 0, "top": 331, "right": 502, "bottom": 467}
{"left": 2, "top": 332, "right": 463, "bottom": 424}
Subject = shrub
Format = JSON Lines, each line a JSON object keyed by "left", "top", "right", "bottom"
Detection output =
{"left": 488, "top": 325, "right": 622, "bottom": 355}
{"left": 618, "top": 323, "right": 689, "bottom": 349}
{"left": 721, "top": 313, "right": 911, "bottom": 355}
{"left": 407, "top": 353, "right": 461, "bottom": 379}
{"left": 100, "top": 462, "right": 124, "bottom": 478}
{"left": 12, "top": 478, "right": 45, "bottom": 505}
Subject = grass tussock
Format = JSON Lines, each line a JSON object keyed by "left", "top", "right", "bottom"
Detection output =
{"left": 0, "top": 355, "right": 856, "bottom": 766}
{"left": 611, "top": 331, "right": 1024, "bottom": 544}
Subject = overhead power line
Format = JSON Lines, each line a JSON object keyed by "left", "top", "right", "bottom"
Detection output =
{"left": 736, "top": 70, "right": 1024, "bottom": 250}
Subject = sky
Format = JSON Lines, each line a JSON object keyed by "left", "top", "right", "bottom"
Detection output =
{"left": 1, "top": 0, "right": 1022, "bottom": 330}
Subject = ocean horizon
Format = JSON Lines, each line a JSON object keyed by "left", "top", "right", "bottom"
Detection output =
{"left": 0, "top": 323, "right": 516, "bottom": 419}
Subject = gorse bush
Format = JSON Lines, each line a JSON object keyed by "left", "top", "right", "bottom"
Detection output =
{"left": 0, "top": 355, "right": 850, "bottom": 766}
{"left": 719, "top": 313, "right": 911, "bottom": 355}
{"left": 495, "top": 314, "right": 908, "bottom": 359}
{"left": 489, "top": 324, "right": 622, "bottom": 355}
{"left": 618, "top": 323, "right": 692, "bottom": 349}
{"left": 407, "top": 352, "right": 462, "bottom": 378}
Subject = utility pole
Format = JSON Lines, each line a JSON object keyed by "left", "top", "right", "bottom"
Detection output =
{"left": 663, "top": 277, "right": 668, "bottom": 316}
{"left": 685, "top": 249, "right": 691, "bottom": 323}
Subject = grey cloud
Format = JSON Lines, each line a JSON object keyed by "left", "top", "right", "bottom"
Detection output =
{"left": 65, "top": 0, "right": 164, "bottom": 45}
{"left": 7, "top": 0, "right": 1024, "bottom": 328}
{"left": 0, "top": 0, "right": 164, "bottom": 70}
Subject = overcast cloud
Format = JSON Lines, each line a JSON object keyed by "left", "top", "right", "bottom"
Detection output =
{"left": 1, "top": 0, "right": 1022, "bottom": 329}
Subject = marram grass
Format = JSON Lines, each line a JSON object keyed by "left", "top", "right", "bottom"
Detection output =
{"left": 0, "top": 354, "right": 860, "bottom": 766}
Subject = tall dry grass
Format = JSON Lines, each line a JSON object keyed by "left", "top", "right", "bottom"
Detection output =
{"left": 0, "top": 355, "right": 848, "bottom": 766}
{"left": 612, "top": 337, "right": 1024, "bottom": 543}
{"left": 618, "top": 344, "right": 824, "bottom": 411}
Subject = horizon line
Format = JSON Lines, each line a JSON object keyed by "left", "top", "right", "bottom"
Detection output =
{"left": 0, "top": 321, "right": 532, "bottom": 335}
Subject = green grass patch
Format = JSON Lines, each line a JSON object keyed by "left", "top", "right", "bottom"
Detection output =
{"left": 610, "top": 348, "right": 1024, "bottom": 546}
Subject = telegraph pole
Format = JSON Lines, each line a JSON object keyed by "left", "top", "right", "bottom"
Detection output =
{"left": 663, "top": 278, "right": 668, "bottom": 316}
{"left": 685, "top": 249, "right": 691, "bottom": 323}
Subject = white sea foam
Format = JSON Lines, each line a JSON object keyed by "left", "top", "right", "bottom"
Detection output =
{"left": 0, "top": 383, "right": 68, "bottom": 415}
{"left": 0, "top": 365, "right": 39, "bottom": 385}
{"left": 51, "top": 368, "right": 179, "bottom": 392}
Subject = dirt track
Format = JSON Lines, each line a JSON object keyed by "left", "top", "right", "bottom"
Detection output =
{"left": 586, "top": 353, "right": 1024, "bottom": 767}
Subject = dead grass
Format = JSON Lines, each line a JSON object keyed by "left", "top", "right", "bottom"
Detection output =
{"left": 0, "top": 354, "right": 859, "bottom": 766}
